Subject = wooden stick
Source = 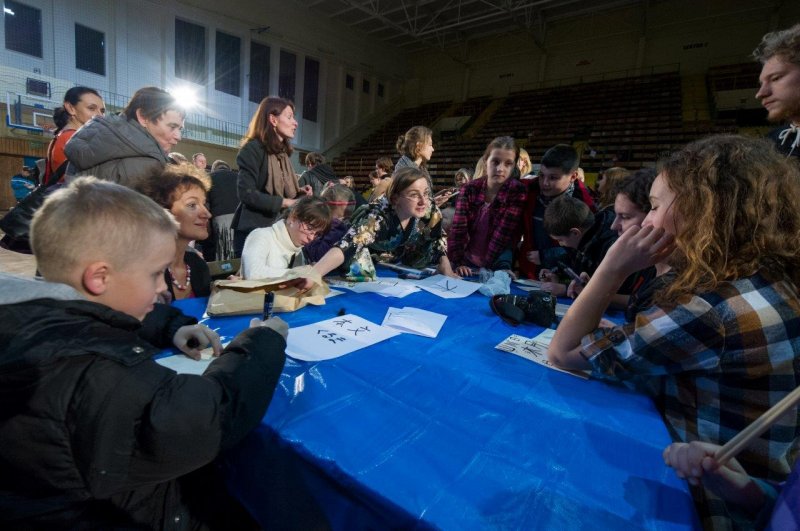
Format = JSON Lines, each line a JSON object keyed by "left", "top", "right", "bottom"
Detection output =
{"left": 715, "top": 385, "right": 800, "bottom": 466}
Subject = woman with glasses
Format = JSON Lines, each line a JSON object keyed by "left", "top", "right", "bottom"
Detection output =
{"left": 241, "top": 196, "right": 331, "bottom": 280}
{"left": 298, "top": 167, "right": 457, "bottom": 284}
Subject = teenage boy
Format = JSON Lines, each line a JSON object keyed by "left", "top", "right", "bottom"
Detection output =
{"left": 0, "top": 177, "right": 287, "bottom": 529}
{"left": 518, "top": 144, "right": 595, "bottom": 279}
{"left": 539, "top": 195, "right": 616, "bottom": 296}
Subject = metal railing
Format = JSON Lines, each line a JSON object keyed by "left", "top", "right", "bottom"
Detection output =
{"left": 0, "top": 66, "right": 247, "bottom": 147}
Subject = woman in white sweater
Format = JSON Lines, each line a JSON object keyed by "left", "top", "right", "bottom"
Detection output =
{"left": 241, "top": 196, "right": 331, "bottom": 279}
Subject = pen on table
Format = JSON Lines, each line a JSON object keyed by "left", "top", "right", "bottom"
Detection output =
{"left": 263, "top": 291, "right": 275, "bottom": 320}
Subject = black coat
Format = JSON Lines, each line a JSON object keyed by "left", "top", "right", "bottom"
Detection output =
{"left": 233, "top": 139, "right": 285, "bottom": 233}
{"left": 0, "top": 290, "right": 285, "bottom": 529}
{"left": 298, "top": 163, "right": 338, "bottom": 196}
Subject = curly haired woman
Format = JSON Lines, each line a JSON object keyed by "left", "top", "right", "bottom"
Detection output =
{"left": 548, "top": 135, "right": 800, "bottom": 529}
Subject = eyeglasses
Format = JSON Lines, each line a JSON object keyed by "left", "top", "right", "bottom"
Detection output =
{"left": 297, "top": 222, "right": 321, "bottom": 240}
{"left": 403, "top": 191, "right": 432, "bottom": 203}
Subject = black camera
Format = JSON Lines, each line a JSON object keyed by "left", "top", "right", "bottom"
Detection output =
{"left": 490, "top": 290, "right": 557, "bottom": 327}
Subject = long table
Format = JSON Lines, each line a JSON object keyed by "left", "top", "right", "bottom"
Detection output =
{"left": 173, "top": 277, "right": 699, "bottom": 530}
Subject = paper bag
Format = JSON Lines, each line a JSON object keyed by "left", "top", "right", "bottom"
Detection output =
{"left": 205, "top": 266, "right": 329, "bottom": 316}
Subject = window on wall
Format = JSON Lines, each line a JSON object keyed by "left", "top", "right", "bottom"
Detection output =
{"left": 378, "top": 83, "right": 384, "bottom": 98}
{"left": 75, "top": 24, "right": 105, "bottom": 76}
{"left": 175, "top": 19, "right": 206, "bottom": 84}
{"left": 303, "top": 57, "right": 319, "bottom": 123}
{"left": 4, "top": 0, "right": 42, "bottom": 58}
{"left": 278, "top": 50, "right": 296, "bottom": 102}
{"left": 249, "top": 41, "right": 270, "bottom": 104}
{"left": 362, "top": 79, "right": 370, "bottom": 94}
{"left": 215, "top": 31, "right": 240, "bottom": 96}
{"left": 345, "top": 74, "right": 354, "bottom": 90}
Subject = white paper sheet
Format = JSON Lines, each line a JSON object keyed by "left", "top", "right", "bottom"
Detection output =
{"left": 414, "top": 274, "right": 481, "bottom": 299}
{"left": 381, "top": 306, "right": 447, "bottom": 338}
{"left": 156, "top": 355, "right": 214, "bottom": 375}
{"left": 327, "top": 278, "right": 421, "bottom": 298}
{"left": 286, "top": 314, "right": 400, "bottom": 361}
{"left": 494, "top": 329, "right": 589, "bottom": 379}
{"left": 513, "top": 278, "right": 544, "bottom": 290}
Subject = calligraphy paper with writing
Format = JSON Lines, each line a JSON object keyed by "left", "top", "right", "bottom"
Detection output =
{"left": 286, "top": 314, "right": 400, "bottom": 361}
{"left": 414, "top": 274, "right": 481, "bottom": 299}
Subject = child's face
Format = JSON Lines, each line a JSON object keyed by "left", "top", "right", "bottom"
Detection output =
{"left": 100, "top": 232, "right": 175, "bottom": 321}
{"left": 486, "top": 148, "right": 516, "bottom": 187}
{"left": 170, "top": 185, "right": 210, "bottom": 241}
{"left": 552, "top": 229, "right": 583, "bottom": 249}
{"left": 642, "top": 173, "right": 677, "bottom": 235}
{"left": 539, "top": 166, "right": 576, "bottom": 197}
{"left": 611, "top": 193, "right": 648, "bottom": 236}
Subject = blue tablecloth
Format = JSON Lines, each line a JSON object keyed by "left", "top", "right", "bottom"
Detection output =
{"left": 173, "top": 279, "right": 699, "bottom": 530}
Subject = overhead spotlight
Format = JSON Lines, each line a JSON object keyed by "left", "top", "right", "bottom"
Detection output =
{"left": 171, "top": 86, "right": 198, "bottom": 110}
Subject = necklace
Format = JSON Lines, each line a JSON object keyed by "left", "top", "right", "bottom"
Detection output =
{"left": 168, "top": 263, "right": 191, "bottom": 290}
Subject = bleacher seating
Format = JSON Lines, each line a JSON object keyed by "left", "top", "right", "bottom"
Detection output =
{"left": 332, "top": 69, "right": 753, "bottom": 193}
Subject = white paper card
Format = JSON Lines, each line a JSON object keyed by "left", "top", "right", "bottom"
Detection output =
{"left": 494, "top": 330, "right": 589, "bottom": 379}
{"left": 156, "top": 355, "right": 214, "bottom": 375}
{"left": 326, "top": 278, "right": 421, "bottom": 298}
{"left": 381, "top": 306, "right": 447, "bottom": 338}
{"left": 414, "top": 274, "right": 481, "bottom": 299}
{"left": 513, "top": 278, "right": 543, "bottom": 290}
{"left": 286, "top": 314, "right": 400, "bottom": 361}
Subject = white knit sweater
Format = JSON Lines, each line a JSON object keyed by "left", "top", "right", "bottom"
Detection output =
{"left": 241, "top": 219, "right": 305, "bottom": 279}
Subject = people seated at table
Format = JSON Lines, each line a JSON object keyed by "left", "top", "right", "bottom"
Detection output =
{"left": 134, "top": 163, "right": 213, "bottom": 300}
{"left": 446, "top": 137, "right": 526, "bottom": 277}
{"left": 567, "top": 169, "right": 661, "bottom": 317}
{"left": 663, "top": 439, "right": 800, "bottom": 529}
{"left": 298, "top": 151, "right": 338, "bottom": 196}
{"left": 242, "top": 196, "right": 331, "bottom": 280}
{"left": 298, "top": 167, "right": 456, "bottom": 285}
{"left": 304, "top": 184, "right": 355, "bottom": 264}
{"left": 518, "top": 144, "right": 595, "bottom": 279}
{"left": 65, "top": 86, "right": 182, "bottom": 188}
{"left": 538, "top": 194, "right": 616, "bottom": 296}
{"left": 0, "top": 177, "right": 288, "bottom": 529}
{"left": 547, "top": 134, "right": 800, "bottom": 529}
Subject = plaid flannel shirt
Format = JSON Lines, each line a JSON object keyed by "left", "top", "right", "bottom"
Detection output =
{"left": 580, "top": 274, "right": 800, "bottom": 529}
{"left": 446, "top": 176, "right": 526, "bottom": 268}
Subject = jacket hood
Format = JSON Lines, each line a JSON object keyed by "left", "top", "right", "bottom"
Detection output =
{"left": 0, "top": 272, "right": 84, "bottom": 305}
{"left": 64, "top": 113, "right": 169, "bottom": 171}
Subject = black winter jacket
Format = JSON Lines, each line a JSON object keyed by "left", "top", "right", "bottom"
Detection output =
{"left": 0, "top": 274, "right": 286, "bottom": 529}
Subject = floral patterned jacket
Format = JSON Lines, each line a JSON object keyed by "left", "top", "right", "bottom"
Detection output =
{"left": 335, "top": 197, "right": 447, "bottom": 280}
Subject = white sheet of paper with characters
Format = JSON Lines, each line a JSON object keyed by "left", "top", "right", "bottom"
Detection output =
{"left": 286, "top": 314, "right": 400, "bottom": 361}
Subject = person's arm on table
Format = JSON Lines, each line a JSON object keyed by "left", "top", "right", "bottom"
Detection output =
{"left": 548, "top": 225, "right": 674, "bottom": 370}
{"left": 297, "top": 247, "right": 346, "bottom": 290}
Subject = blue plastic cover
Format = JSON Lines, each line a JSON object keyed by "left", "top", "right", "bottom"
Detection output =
{"left": 173, "top": 276, "right": 699, "bottom": 530}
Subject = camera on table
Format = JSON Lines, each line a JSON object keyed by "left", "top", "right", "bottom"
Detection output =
{"left": 489, "top": 290, "right": 556, "bottom": 327}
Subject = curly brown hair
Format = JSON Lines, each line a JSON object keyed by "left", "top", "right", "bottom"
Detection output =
{"left": 134, "top": 163, "right": 210, "bottom": 209}
{"left": 656, "top": 134, "right": 800, "bottom": 305}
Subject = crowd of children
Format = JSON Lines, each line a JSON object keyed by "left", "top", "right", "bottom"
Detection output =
{"left": 1, "top": 21, "right": 800, "bottom": 531}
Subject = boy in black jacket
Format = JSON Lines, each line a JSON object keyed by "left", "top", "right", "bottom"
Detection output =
{"left": 0, "top": 177, "right": 287, "bottom": 529}
{"left": 539, "top": 195, "right": 617, "bottom": 296}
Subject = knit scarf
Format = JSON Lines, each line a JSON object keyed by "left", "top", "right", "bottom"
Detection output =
{"left": 265, "top": 151, "right": 300, "bottom": 198}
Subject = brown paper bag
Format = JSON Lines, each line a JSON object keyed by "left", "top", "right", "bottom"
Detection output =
{"left": 205, "top": 266, "right": 329, "bottom": 316}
